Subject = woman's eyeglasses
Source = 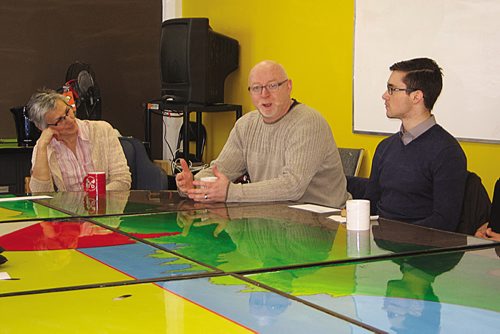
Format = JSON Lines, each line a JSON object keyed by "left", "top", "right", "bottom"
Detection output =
{"left": 47, "top": 107, "right": 71, "bottom": 127}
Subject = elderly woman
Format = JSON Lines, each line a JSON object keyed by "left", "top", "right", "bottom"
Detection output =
{"left": 27, "top": 89, "right": 131, "bottom": 192}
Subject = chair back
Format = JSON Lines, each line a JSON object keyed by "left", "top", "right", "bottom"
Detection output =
{"left": 346, "top": 176, "right": 369, "bottom": 199}
{"left": 456, "top": 171, "right": 491, "bottom": 235}
{"left": 175, "top": 121, "right": 207, "bottom": 163}
{"left": 338, "top": 148, "right": 364, "bottom": 177}
{"left": 119, "top": 136, "right": 173, "bottom": 190}
{"left": 489, "top": 178, "right": 500, "bottom": 231}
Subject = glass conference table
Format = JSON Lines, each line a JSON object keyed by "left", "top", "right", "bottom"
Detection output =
{"left": 1, "top": 190, "right": 499, "bottom": 333}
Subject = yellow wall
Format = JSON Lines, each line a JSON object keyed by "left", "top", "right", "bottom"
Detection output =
{"left": 183, "top": 0, "right": 500, "bottom": 196}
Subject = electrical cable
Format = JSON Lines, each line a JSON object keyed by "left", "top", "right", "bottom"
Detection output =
{"left": 145, "top": 100, "right": 208, "bottom": 174}
{"left": 162, "top": 115, "right": 176, "bottom": 161}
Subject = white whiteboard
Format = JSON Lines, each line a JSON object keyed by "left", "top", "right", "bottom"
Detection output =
{"left": 354, "top": 0, "right": 500, "bottom": 143}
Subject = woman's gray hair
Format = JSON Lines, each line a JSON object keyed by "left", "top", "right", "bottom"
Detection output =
{"left": 27, "top": 88, "right": 69, "bottom": 129}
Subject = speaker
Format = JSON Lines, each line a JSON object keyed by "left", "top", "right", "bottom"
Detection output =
{"left": 10, "top": 106, "right": 41, "bottom": 146}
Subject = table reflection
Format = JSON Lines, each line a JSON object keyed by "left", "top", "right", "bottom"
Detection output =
{"left": 37, "top": 190, "right": 262, "bottom": 216}
{"left": 94, "top": 202, "right": 495, "bottom": 274}
{"left": 36, "top": 191, "right": 130, "bottom": 217}
{"left": 375, "top": 235, "right": 465, "bottom": 333}
{"left": 248, "top": 292, "right": 292, "bottom": 327}
{"left": 96, "top": 204, "right": 338, "bottom": 272}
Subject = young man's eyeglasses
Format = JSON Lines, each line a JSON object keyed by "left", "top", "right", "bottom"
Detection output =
{"left": 386, "top": 84, "right": 416, "bottom": 95}
{"left": 248, "top": 79, "right": 288, "bottom": 95}
{"left": 47, "top": 106, "right": 71, "bottom": 127}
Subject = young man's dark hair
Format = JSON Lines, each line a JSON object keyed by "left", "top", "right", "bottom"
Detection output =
{"left": 390, "top": 58, "right": 443, "bottom": 110}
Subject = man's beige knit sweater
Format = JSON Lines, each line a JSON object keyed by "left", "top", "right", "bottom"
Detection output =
{"left": 196, "top": 103, "right": 350, "bottom": 208}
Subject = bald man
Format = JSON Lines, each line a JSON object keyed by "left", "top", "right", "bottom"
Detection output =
{"left": 175, "top": 60, "right": 349, "bottom": 207}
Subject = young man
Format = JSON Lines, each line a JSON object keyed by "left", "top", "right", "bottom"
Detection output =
{"left": 364, "top": 58, "right": 467, "bottom": 232}
{"left": 176, "top": 60, "right": 349, "bottom": 208}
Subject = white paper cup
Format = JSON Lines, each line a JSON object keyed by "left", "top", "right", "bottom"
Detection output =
{"left": 347, "top": 230, "right": 371, "bottom": 257}
{"left": 346, "top": 199, "right": 371, "bottom": 231}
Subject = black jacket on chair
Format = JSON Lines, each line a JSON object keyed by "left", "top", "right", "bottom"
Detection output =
{"left": 489, "top": 178, "right": 500, "bottom": 232}
{"left": 456, "top": 171, "right": 491, "bottom": 235}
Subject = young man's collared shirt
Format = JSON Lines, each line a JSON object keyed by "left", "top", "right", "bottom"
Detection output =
{"left": 399, "top": 115, "right": 437, "bottom": 145}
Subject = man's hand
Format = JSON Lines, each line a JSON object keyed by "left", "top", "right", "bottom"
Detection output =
{"left": 175, "top": 159, "right": 194, "bottom": 194}
{"left": 475, "top": 222, "right": 489, "bottom": 239}
{"left": 475, "top": 222, "right": 500, "bottom": 241}
{"left": 485, "top": 228, "right": 500, "bottom": 241}
{"left": 187, "top": 165, "right": 230, "bottom": 202}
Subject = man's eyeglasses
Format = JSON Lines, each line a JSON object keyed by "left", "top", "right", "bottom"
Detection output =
{"left": 386, "top": 85, "right": 416, "bottom": 95}
{"left": 248, "top": 79, "right": 288, "bottom": 95}
{"left": 47, "top": 106, "right": 71, "bottom": 127}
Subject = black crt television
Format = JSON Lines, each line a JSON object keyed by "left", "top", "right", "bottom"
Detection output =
{"left": 160, "top": 17, "right": 239, "bottom": 105}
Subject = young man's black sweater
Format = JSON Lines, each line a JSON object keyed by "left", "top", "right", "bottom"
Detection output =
{"left": 365, "top": 124, "right": 467, "bottom": 231}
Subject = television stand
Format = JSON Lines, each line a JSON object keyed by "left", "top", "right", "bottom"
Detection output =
{"left": 145, "top": 102, "right": 242, "bottom": 163}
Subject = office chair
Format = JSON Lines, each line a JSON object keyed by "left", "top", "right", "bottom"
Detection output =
{"left": 119, "top": 136, "right": 174, "bottom": 190}
{"left": 489, "top": 178, "right": 500, "bottom": 232}
{"left": 175, "top": 121, "right": 207, "bottom": 163}
{"left": 338, "top": 148, "right": 364, "bottom": 177}
{"left": 456, "top": 171, "right": 491, "bottom": 235}
{"left": 346, "top": 176, "right": 369, "bottom": 199}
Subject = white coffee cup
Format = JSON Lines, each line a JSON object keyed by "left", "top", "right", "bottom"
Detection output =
{"left": 347, "top": 230, "right": 371, "bottom": 257}
{"left": 197, "top": 176, "right": 218, "bottom": 189}
{"left": 346, "top": 199, "right": 371, "bottom": 231}
{"left": 200, "top": 176, "right": 218, "bottom": 183}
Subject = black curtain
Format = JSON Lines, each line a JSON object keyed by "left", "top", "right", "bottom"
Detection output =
{"left": 0, "top": 0, "right": 162, "bottom": 156}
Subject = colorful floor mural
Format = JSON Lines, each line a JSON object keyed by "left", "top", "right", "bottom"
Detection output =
{"left": 1, "top": 193, "right": 499, "bottom": 333}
